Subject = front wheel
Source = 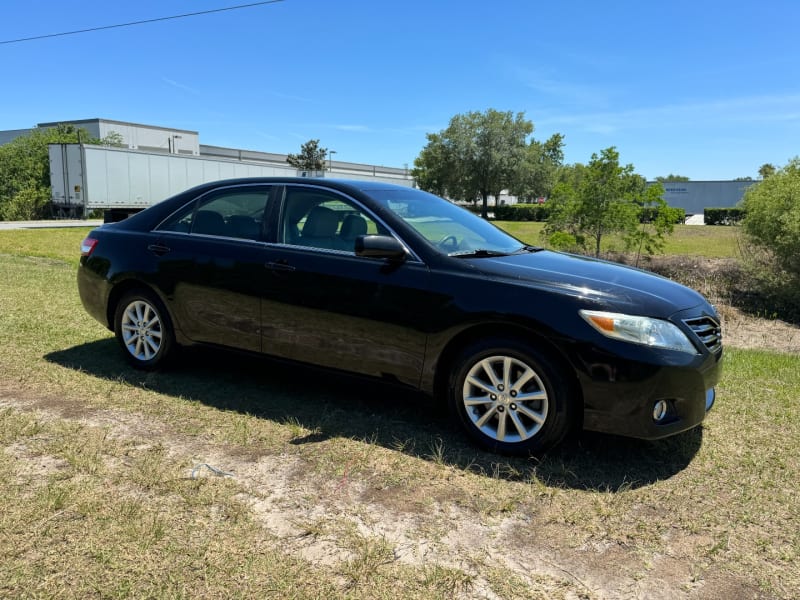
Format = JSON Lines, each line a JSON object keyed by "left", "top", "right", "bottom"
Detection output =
{"left": 114, "top": 290, "right": 175, "bottom": 370}
{"left": 448, "top": 339, "right": 575, "bottom": 455}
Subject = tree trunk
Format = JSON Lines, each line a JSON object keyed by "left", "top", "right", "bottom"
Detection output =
{"left": 481, "top": 192, "right": 489, "bottom": 219}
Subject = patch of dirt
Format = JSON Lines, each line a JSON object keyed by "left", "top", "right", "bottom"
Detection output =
{"left": 6, "top": 442, "right": 70, "bottom": 483}
{"left": 717, "top": 305, "right": 800, "bottom": 354}
{"left": 3, "top": 386, "right": 782, "bottom": 599}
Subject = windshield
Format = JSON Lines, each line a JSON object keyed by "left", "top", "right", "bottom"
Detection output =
{"left": 369, "top": 188, "right": 524, "bottom": 256}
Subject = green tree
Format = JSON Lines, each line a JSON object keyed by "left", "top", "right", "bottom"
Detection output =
{"left": 511, "top": 133, "right": 565, "bottom": 201}
{"left": 742, "top": 158, "right": 800, "bottom": 278}
{"left": 413, "top": 109, "right": 534, "bottom": 218}
{"left": 286, "top": 139, "right": 328, "bottom": 171}
{"left": 0, "top": 124, "right": 97, "bottom": 220}
{"left": 655, "top": 174, "right": 690, "bottom": 182}
{"left": 556, "top": 162, "right": 589, "bottom": 189}
{"left": 412, "top": 132, "right": 455, "bottom": 199}
{"left": 623, "top": 183, "right": 681, "bottom": 265}
{"left": 101, "top": 130, "right": 125, "bottom": 147}
{"left": 545, "top": 147, "right": 679, "bottom": 259}
{"left": 758, "top": 163, "right": 777, "bottom": 179}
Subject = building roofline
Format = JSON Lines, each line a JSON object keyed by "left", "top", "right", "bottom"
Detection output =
{"left": 201, "top": 144, "right": 409, "bottom": 175}
{"left": 36, "top": 118, "right": 198, "bottom": 135}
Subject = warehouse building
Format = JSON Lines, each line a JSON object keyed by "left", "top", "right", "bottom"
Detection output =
{"left": 0, "top": 118, "right": 412, "bottom": 183}
{"left": 648, "top": 180, "right": 756, "bottom": 215}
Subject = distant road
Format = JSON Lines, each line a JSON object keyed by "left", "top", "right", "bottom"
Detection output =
{"left": 0, "top": 220, "right": 103, "bottom": 231}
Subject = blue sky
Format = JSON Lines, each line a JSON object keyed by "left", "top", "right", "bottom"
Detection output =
{"left": 2, "top": 0, "right": 798, "bottom": 180}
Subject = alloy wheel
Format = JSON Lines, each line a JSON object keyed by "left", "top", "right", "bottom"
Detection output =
{"left": 120, "top": 300, "right": 163, "bottom": 362}
{"left": 461, "top": 354, "right": 549, "bottom": 443}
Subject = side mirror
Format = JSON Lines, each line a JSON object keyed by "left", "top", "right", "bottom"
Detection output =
{"left": 355, "top": 235, "right": 407, "bottom": 261}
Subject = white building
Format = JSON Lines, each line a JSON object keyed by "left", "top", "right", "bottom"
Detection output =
{"left": 0, "top": 118, "right": 411, "bottom": 182}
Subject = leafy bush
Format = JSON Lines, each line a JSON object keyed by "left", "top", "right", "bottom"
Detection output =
{"left": 742, "top": 158, "right": 800, "bottom": 278}
{"left": 546, "top": 230, "right": 580, "bottom": 252}
{"left": 493, "top": 203, "right": 550, "bottom": 221}
{"left": 0, "top": 186, "right": 50, "bottom": 221}
{"left": 704, "top": 207, "right": 746, "bottom": 225}
{"left": 640, "top": 206, "right": 685, "bottom": 224}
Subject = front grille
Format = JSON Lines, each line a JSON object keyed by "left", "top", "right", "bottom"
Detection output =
{"left": 684, "top": 316, "right": 722, "bottom": 354}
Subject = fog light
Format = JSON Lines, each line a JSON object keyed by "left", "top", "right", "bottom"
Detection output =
{"left": 705, "top": 388, "right": 716, "bottom": 411}
{"left": 653, "top": 400, "right": 669, "bottom": 422}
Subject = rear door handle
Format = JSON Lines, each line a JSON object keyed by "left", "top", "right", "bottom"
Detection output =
{"left": 266, "top": 260, "right": 296, "bottom": 272}
{"left": 147, "top": 243, "right": 171, "bottom": 256}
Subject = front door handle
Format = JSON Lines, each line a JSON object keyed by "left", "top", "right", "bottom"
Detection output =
{"left": 266, "top": 260, "right": 296, "bottom": 272}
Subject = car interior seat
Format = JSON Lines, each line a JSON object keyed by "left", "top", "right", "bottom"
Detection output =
{"left": 193, "top": 210, "right": 226, "bottom": 236}
{"left": 301, "top": 205, "right": 340, "bottom": 249}
{"left": 227, "top": 214, "right": 260, "bottom": 239}
{"left": 337, "top": 214, "right": 368, "bottom": 250}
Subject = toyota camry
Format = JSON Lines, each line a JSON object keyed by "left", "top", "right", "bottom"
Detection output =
{"left": 78, "top": 178, "right": 722, "bottom": 454}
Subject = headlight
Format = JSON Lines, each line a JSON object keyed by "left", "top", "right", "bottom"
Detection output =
{"left": 579, "top": 310, "right": 698, "bottom": 354}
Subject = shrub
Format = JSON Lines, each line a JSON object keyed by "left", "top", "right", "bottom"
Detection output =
{"left": 741, "top": 158, "right": 800, "bottom": 277}
{"left": 704, "top": 207, "right": 746, "bottom": 225}
{"left": 0, "top": 186, "right": 50, "bottom": 221}
{"left": 742, "top": 158, "right": 800, "bottom": 276}
{"left": 640, "top": 207, "right": 685, "bottom": 224}
{"left": 493, "top": 203, "right": 550, "bottom": 221}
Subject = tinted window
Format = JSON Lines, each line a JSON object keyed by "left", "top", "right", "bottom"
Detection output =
{"left": 158, "top": 187, "right": 273, "bottom": 240}
{"left": 280, "top": 187, "right": 386, "bottom": 252}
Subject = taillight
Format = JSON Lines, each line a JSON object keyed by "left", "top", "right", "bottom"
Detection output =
{"left": 81, "top": 237, "right": 99, "bottom": 257}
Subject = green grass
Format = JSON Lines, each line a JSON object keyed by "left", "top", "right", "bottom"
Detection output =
{"left": 660, "top": 224, "right": 742, "bottom": 257}
{"left": 0, "top": 226, "right": 94, "bottom": 266}
{"left": 493, "top": 220, "right": 547, "bottom": 244}
{"left": 0, "top": 226, "right": 798, "bottom": 598}
{"left": 493, "top": 221, "right": 742, "bottom": 258}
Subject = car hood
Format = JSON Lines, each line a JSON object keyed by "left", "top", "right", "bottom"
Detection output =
{"left": 463, "top": 250, "right": 707, "bottom": 317}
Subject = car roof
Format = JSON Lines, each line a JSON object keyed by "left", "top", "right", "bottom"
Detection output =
{"left": 111, "top": 177, "right": 415, "bottom": 232}
{"left": 187, "top": 177, "right": 411, "bottom": 194}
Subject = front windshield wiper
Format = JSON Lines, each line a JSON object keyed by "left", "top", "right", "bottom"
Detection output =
{"left": 449, "top": 249, "right": 511, "bottom": 258}
{"left": 450, "top": 245, "right": 545, "bottom": 258}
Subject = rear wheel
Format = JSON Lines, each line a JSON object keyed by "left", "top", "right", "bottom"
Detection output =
{"left": 114, "top": 290, "right": 174, "bottom": 370}
{"left": 449, "top": 338, "right": 574, "bottom": 455}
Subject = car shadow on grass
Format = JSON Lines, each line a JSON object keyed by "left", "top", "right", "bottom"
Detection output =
{"left": 45, "top": 340, "right": 703, "bottom": 491}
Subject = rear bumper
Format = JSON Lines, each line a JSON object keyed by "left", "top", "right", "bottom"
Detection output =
{"left": 77, "top": 260, "right": 112, "bottom": 330}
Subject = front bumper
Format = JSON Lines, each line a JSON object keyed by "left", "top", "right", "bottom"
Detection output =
{"left": 576, "top": 342, "right": 723, "bottom": 440}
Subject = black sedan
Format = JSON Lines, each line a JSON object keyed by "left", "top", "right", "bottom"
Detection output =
{"left": 78, "top": 177, "right": 722, "bottom": 454}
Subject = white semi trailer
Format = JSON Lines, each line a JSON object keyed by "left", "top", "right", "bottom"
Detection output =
{"left": 49, "top": 143, "right": 414, "bottom": 221}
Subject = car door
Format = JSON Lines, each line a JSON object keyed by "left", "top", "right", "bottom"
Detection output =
{"left": 260, "top": 185, "right": 436, "bottom": 387}
{"left": 152, "top": 184, "right": 275, "bottom": 353}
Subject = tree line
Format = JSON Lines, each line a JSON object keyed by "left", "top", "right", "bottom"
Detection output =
{"left": 411, "top": 108, "right": 681, "bottom": 259}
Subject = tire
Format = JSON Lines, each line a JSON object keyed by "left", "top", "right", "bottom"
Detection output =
{"left": 114, "top": 289, "right": 175, "bottom": 370}
{"left": 448, "top": 338, "right": 575, "bottom": 455}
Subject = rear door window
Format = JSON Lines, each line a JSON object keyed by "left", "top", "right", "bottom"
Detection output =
{"left": 158, "top": 186, "right": 274, "bottom": 241}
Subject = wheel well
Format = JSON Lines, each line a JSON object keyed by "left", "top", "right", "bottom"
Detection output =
{"left": 105, "top": 280, "right": 160, "bottom": 330}
{"left": 433, "top": 323, "right": 584, "bottom": 422}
